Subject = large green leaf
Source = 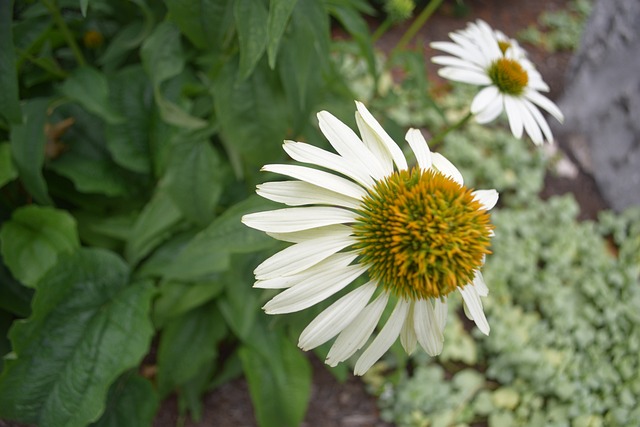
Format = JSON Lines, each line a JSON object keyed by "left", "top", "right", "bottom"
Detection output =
{"left": 157, "top": 303, "right": 227, "bottom": 396}
{"left": 90, "top": 374, "right": 159, "bottom": 427}
{"left": 163, "top": 137, "right": 226, "bottom": 226}
{"left": 0, "top": 249, "right": 155, "bottom": 427}
{"left": 266, "top": 0, "right": 298, "bottom": 68}
{"left": 0, "top": 143, "right": 18, "bottom": 187}
{"left": 164, "top": 0, "right": 233, "bottom": 50}
{"left": 239, "top": 325, "right": 312, "bottom": 427}
{"left": 105, "top": 66, "right": 153, "bottom": 174}
{"left": 153, "top": 279, "right": 226, "bottom": 328}
{"left": 60, "top": 67, "right": 125, "bottom": 125}
{"left": 0, "top": 0, "right": 21, "bottom": 124}
{"left": 10, "top": 98, "right": 52, "bottom": 205}
{"left": 234, "top": 0, "right": 268, "bottom": 79}
{"left": 0, "top": 205, "right": 80, "bottom": 288}
{"left": 161, "top": 196, "right": 277, "bottom": 281}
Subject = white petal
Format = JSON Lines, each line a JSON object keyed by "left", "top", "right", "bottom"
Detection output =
{"left": 254, "top": 229, "right": 355, "bottom": 280}
{"left": 430, "top": 41, "right": 483, "bottom": 65}
{"left": 523, "top": 99, "right": 554, "bottom": 143}
{"left": 262, "top": 164, "right": 367, "bottom": 200}
{"left": 242, "top": 206, "right": 356, "bottom": 233}
{"left": 473, "top": 271, "right": 489, "bottom": 297}
{"left": 519, "top": 102, "right": 544, "bottom": 145}
{"left": 283, "top": 141, "right": 375, "bottom": 188}
{"left": 438, "top": 67, "right": 492, "bottom": 85}
{"left": 504, "top": 96, "right": 524, "bottom": 139}
{"left": 299, "top": 281, "right": 377, "bottom": 351}
{"left": 257, "top": 181, "right": 361, "bottom": 210}
{"left": 524, "top": 89, "right": 564, "bottom": 123}
{"left": 414, "top": 299, "right": 444, "bottom": 356}
{"left": 355, "top": 112, "right": 394, "bottom": 175}
{"left": 255, "top": 252, "right": 357, "bottom": 289}
{"left": 434, "top": 298, "right": 448, "bottom": 333}
{"left": 474, "top": 96, "right": 504, "bottom": 124}
{"left": 267, "top": 224, "right": 352, "bottom": 244}
{"left": 472, "top": 189, "right": 499, "bottom": 211}
{"left": 355, "top": 101, "right": 408, "bottom": 172}
{"left": 354, "top": 299, "right": 410, "bottom": 375}
{"left": 470, "top": 86, "right": 500, "bottom": 114}
{"left": 431, "top": 153, "right": 464, "bottom": 185}
{"left": 400, "top": 303, "right": 417, "bottom": 355}
{"left": 317, "top": 111, "right": 387, "bottom": 179}
{"left": 263, "top": 262, "right": 368, "bottom": 314}
{"left": 431, "top": 55, "right": 485, "bottom": 72}
{"left": 326, "top": 291, "right": 389, "bottom": 366}
{"left": 459, "top": 285, "right": 490, "bottom": 335}
{"left": 405, "top": 128, "right": 432, "bottom": 171}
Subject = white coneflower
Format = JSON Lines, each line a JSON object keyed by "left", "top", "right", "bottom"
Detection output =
{"left": 431, "top": 19, "right": 564, "bottom": 145}
{"left": 242, "top": 102, "right": 498, "bottom": 375}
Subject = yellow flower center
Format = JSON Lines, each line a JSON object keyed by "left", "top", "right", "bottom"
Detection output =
{"left": 488, "top": 57, "right": 529, "bottom": 96}
{"left": 353, "top": 168, "right": 493, "bottom": 301}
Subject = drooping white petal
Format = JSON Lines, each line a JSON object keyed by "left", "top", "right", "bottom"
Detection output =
{"left": 405, "top": 128, "right": 432, "bottom": 171}
{"left": 504, "top": 96, "right": 524, "bottom": 139}
{"left": 438, "top": 67, "right": 492, "bottom": 85}
{"left": 522, "top": 98, "right": 554, "bottom": 143}
{"left": 326, "top": 291, "right": 389, "bottom": 366}
{"left": 431, "top": 55, "right": 485, "bottom": 72}
{"left": 299, "top": 281, "right": 377, "bottom": 350}
{"left": 355, "top": 101, "right": 408, "bottom": 171}
{"left": 519, "top": 102, "right": 544, "bottom": 145}
{"left": 524, "top": 89, "right": 564, "bottom": 123}
{"left": 434, "top": 298, "right": 448, "bottom": 333}
{"left": 263, "top": 263, "right": 368, "bottom": 314}
{"left": 254, "top": 229, "right": 355, "bottom": 280}
{"left": 317, "top": 111, "right": 387, "bottom": 179}
{"left": 472, "top": 189, "right": 499, "bottom": 211}
{"left": 474, "top": 96, "right": 504, "bottom": 124}
{"left": 267, "top": 224, "right": 352, "bottom": 244}
{"left": 400, "top": 303, "right": 417, "bottom": 355}
{"left": 242, "top": 206, "right": 356, "bottom": 233}
{"left": 414, "top": 299, "right": 444, "bottom": 356}
{"left": 354, "top": 299, "right": 410, "bottom": 375}
{"left": 430, "top": 41, "right": 484, "bottom": 65}
{"left": 471, "top": 86, "right": 500, "bottom": 114}
{"left": 473, "top": 271, "right": 489, "bottom": 297}
{"left": 262, "top": 164, "right": 367, "bottom": 200}
{"left": 431, "top": 153, "right": 464, "bottom": 185}
{"left": 283, "top": 141, "right": 375, "bottom": 188}
{"left": 255, "top": 252, "right": 357, "bottom": 289}
{"left": 257, "top": 181, "right": 361, "bottom": 210}
{"left": 459, "top": 284, "right": 490, "bottom": 335}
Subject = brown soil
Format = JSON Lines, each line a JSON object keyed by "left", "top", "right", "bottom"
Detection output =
{"left": 155, "top": 2, "right": 608, "bottom": 427}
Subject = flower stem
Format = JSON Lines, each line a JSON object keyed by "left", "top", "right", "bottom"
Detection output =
{"left": 429, "top": 111, "right": 473, "bottom": 148}
{"left": 392, "top": 0, "right": 444, "bottom": 54}
{"left": 42, "top": 0, "right": 86, "bottom": 67}
{"left": 372, "top": 18, "right": 392, "bottom": 43}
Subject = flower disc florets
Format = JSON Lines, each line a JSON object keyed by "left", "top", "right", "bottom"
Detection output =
{"left": 488, "top": 57, "right": 529, "bottom": 96}
{"left": 353, "top": 168, "right": 493, "bottom": 301}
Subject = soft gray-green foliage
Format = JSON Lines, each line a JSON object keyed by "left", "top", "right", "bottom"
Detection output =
{"left": 376, "top": 196, "right": 640, "bottom": 427}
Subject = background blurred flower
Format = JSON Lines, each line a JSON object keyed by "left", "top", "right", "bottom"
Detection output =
{"left": 243, "top": 102, "right": 498, "bottom": 375}
{"left": 431, "top": 20, "right": 564, "bottom": 145}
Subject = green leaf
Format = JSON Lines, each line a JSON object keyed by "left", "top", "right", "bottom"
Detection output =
{"left": 105, "top": 66, "right": 153, "bottom": 174}
{"left": 10, "top": 98, "right": 52, "bottom": 205}
{"left": 90, "top": 374, "right": 159, "bottom": 427}
{"left": 157, "top": 303, "right": 227, "bottom": 396}
{"left": 0, "top": 249, "right": 155, "bottom": 427}
{"left": 161, "top": 196, "right": 277, "bottom": 281}
{"left": 0, "top": 143, "right": 18, "bottom": 187}
{"left": 125, "top": 190, "right": 183, "bottom": 265}
{"left": 165, "top": 0, "right": 233, "bottom": 50}
{"left": 163, "top": 137, "right": 225, "bottom": 226}
{"left": 213, "top": 58, "right": 288, "bottom": 173}
{"left": 153, "top": 279, "right": 226, "bottom": 328}
{"left": 60, "top": 67, "right": 125, "bottom": 124}
{"left": 234, "top": 0, "right": 268, "bottom": 79}
{"left": 0, "top": 0, "right": 21, "bottom": 124}
{"left": 266, "top": 0, "right": 298, "bottom": 68}
{"left": 239, "top": 326, "right": 311, "bottom": 427}
{"left": 0, "top": 205, "right": 80, "bottom": 288}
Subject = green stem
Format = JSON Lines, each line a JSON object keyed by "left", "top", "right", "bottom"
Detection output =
{"left": 429, "top": 111, "right": 472, "bottom": 148}
{"left": 372, "top": 18, "right": 392, "bottom": 43}
{"left": 43, "top": 0, "right": 86, "bottom": 67}
{"left": 18, "top": 49, "right": 68, "bottom": 79}
{"left": 392, "top": 0, "right": 443, "bottom": 54}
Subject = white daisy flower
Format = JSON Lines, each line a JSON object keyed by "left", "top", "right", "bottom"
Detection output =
{"left": 431, "top": 19, "right": 564, "bottom": 145}
{"left": 242, "top": 102, "right": 498, "bottom": 375}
